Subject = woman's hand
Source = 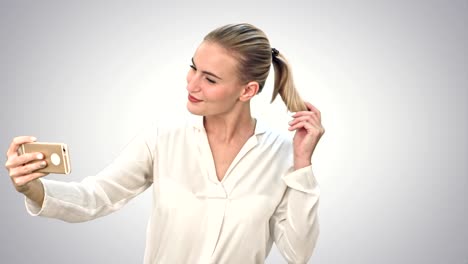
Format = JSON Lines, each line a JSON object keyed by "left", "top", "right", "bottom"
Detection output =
{"left": 5, "top": 136, "right": 48, "bottom": 202}
{"left": 288, "top": 102, "right": 325, "bottom": 170}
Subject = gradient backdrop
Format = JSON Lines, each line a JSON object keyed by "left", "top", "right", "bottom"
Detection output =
{"left": 1, "top": 0, "right": 467, "bottom": 263}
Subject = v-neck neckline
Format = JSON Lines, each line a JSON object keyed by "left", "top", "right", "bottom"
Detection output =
{"left": 205, "top": 133, "right": 259, "bottom": 184}
{"left": 193, "top": 116, "right": 266, "bottom": 185}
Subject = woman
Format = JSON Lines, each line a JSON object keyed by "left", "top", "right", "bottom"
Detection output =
{"left": 6, "top": 23, "right": 325, "bottom": 263}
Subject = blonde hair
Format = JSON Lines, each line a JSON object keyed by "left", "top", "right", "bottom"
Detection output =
{"left": 204, "top": 23, "right": 307, "bottom": 112}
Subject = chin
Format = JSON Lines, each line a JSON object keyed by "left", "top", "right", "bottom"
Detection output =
{"left": 186, "top": 102, "right": 204, "bottom": 116}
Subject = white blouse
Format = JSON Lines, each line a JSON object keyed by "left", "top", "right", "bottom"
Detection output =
{"left": 26, "top": 115, "right": 320, "bottom": 264}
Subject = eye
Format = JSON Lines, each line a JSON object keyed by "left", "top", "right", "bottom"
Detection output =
{"left": 206, "top": 78, "right": 216, "bottom": 84}
{"left": 189, "top": 64, "right": 196, "bottom": 71}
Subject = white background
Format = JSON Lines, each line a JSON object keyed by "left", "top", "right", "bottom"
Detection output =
{"left": 1, "top": 0, "right": 467, "bottom": 263}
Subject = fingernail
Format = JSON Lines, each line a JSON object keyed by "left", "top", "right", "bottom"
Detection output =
{"left": 37, "top": 153, "right": 43, "bottom": 159}
{"left": 40, "top": 161, "right": 46, "bottom": 167}
{"left": 288, "top": 120, "right": 293, "bottom": 125}
{"left": 30, "top": 137, "right": 37, "bottom": 141}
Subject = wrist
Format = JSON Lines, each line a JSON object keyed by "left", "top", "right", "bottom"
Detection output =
{"left": 294, "top": 157, "right": 312, "bottom": 170}
{"left": 22, "top": 179, "right": 45, "bottom": 207}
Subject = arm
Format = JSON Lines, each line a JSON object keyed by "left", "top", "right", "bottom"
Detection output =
{"left": 270, "top": 165, "right": 320, "bottom": 263}
{"left": 271, "top": 102, "right": 324, "bottom": 263}
{"left": 25, "top": 125, "right": 157, "bottom": 222}
{"left": 6, "top": 125, "right": 157, "bottom": 223}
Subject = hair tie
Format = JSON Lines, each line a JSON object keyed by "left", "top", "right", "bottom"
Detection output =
{"left": 271, "top": 48, "right": 279, "bottom": 58}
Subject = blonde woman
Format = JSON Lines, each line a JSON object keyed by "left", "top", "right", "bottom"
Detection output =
{"left": 6, "top": 23, "right": 325, "bottom": 263}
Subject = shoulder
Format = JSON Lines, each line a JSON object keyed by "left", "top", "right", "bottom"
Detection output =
{"left": 255, "top": 118, "right": 293, "bottom": 153}
{"left": 139, "top": 113, "right": 202, "bottom": 143}
{"left": 251, "top": 118, "right": 294, "bottom": 170}
{"left": 127, "top": 114, "right": 198, "bottom": 156}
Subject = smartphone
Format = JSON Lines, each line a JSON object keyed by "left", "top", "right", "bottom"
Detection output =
{"left": 18, "top": 142, "right": 71, "bottom": 174}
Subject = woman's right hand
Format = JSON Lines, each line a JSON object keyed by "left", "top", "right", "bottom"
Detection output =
{"left": 5, "top": 136, "right": 48, "bottom": 196}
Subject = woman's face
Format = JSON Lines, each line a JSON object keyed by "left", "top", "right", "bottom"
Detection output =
{"left": 186, "top": 41, "right": 245, "bottom": 117}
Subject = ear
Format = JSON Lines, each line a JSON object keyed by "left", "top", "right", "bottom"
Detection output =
{"left": 239, "top": 81, "right": 259, "bottom": 102}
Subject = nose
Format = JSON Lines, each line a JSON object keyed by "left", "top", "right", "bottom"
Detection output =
{"left": 186, "top": 71, "right": 201, "bottom": 93}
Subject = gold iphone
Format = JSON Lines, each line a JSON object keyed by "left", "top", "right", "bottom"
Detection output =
{"left": 18, "top": 142, "right": 71, "bottom": 174}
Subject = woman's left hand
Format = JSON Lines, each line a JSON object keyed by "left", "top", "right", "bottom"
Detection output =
{"left": 288, "top": 102, "right": 325, "bottom": 169}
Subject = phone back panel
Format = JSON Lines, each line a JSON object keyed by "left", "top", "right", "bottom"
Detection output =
{"left": 19, "top": 142, "right": 71, "bottom": 174}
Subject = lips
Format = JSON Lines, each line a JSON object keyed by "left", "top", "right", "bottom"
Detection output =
{"left": 188, "top": 94, "right": 203, "bottom": 103}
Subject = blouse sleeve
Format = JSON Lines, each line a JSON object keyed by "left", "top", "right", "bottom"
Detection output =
{"left": 24, "top": 124, "right": 157, "bottom": 223}
{"left": 270, "top": 165, "right": 321, "bottom": 264}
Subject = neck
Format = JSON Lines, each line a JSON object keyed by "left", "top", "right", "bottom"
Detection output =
{"left": 204, "top": 104, "right": 255, "bottom": 143}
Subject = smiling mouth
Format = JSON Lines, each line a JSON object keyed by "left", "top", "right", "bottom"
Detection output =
{"left": 188, "top": 94, "right": 203, "bottom": 103}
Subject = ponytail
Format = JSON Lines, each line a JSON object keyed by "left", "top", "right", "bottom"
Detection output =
{"left": 271, "top": 52, "right": 307, "bottom": 112}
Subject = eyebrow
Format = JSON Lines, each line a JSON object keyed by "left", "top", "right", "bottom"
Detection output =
{"left": 191, "top": 58, "right": 223, "bottom": 80}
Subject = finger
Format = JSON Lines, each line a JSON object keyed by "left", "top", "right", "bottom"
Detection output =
{"left": 291, "top": 111, "right": 320, "bottom": 123}
{"left": 289, "top": 122, "right": 325, "bottom": 138}
{"left": 304, "top": 102, "right": 321, "bottom": 119}
{"left": 289, "top": 115, "right": 319, "bottom": 127}
{"left": 9, "top": 160, "right": 47, "bottom": 178}
{"left": 5, "top": 152, "right": 45, "bottom": 169}
{"left": 293, "top": 109, "right": 321, "bottom": 124}
{"left": 7, "top": 136, "right": 37, "bottom": 157}
{"left": 12, "top": 172, "right": 48, "bottom": 187}
{"left": 288, "top": 120, "right": 319, "bottom": 132}
{"left": 292, "top": 109, "right": 310, "bottom": 116}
